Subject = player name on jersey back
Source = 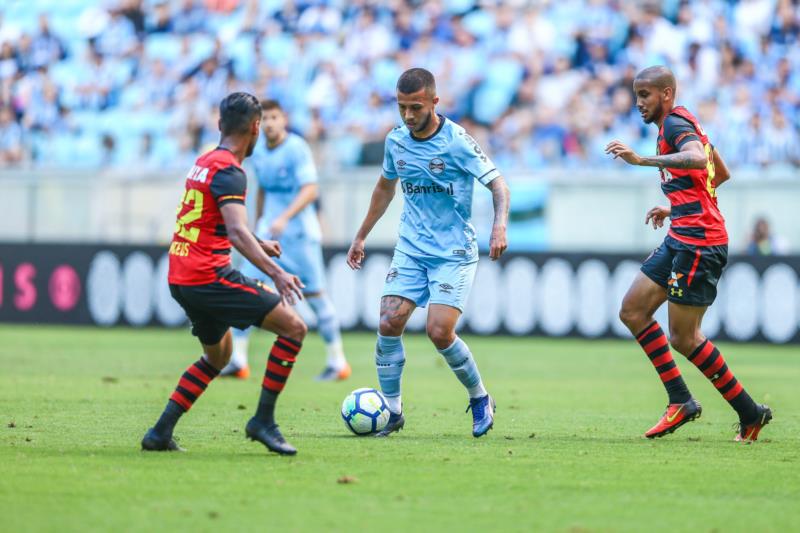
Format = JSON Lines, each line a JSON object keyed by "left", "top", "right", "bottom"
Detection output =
{"left": 168, "top": 148, "right": 248, "bottom": 285}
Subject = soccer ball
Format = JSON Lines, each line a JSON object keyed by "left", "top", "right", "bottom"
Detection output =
{"left": 341, "top": 388, "right": 390, "bottom": 436}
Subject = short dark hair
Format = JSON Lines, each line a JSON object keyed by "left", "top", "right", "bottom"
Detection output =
{"left": 635, "top": 65, "right": 677, "bottom": 93}
{"left": 396, "top": 68, "right": 436, "bottom": 95}
{"left": 261, "top": 99, "right": 283, "bottom": 112}
{"left": 219, "top": 92, "right": 261, "bottom": 135}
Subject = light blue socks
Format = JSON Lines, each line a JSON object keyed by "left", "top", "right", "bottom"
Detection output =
{"left": 375, "top": 334, "right": 405, "bottom": 413}
{"left": 307, "top": 295, "right": 346, "bottom": 369}
{"left": 226, "top": 327, "right": 251, "bottom": 369}
{"left": 438, "top": 337, "right": 487, "bottom": 399}
{"left": 306, "top": 295, "right": 341, "bottom": 344}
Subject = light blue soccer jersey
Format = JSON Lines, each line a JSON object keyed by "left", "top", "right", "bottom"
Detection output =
{"left": 382, "top": 116, "right": 500, "bottom": 260}
{"left": 250, "top": 132, "right": 321, "bottom": 242}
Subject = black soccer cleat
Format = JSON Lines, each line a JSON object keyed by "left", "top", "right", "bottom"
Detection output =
{"left": 141, "top": 427, "right": 184, "bottom": 452}
{"left": 245, "top": 417, "right": 297, "bottom": 455}
{"left": 374, "top": 411, "right": 405, "bottom": 437}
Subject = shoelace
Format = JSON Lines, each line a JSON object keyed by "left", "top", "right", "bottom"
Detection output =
{"left": 466, "top": 398, "right": 485, "bottom": 420}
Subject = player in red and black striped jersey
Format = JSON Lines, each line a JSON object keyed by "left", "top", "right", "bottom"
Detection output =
{"left": 142, "top": 92, "right": 309, "bottom": 455}
{"left": 606, "top": 66, "right": 771, "bottom": 443}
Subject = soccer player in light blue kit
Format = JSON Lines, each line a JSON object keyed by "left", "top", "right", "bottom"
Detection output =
{"left": 223, "top": 100, "right": 350, "bottom": 381}
{"left": 347, "top": 68, "right": 510, "bottom": 437}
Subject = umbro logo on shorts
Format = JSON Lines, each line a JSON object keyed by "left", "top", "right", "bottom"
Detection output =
{"left": 439, "top": 283, "right": 454, "bottom": 294}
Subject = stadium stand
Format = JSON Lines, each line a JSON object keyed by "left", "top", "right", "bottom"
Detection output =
{"left": 0, "top": 0, "right": 798, "bottom": 172}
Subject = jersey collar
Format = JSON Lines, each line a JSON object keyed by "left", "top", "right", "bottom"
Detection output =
{"left": 266, "top": 131, "right": 289, "bottom": 151}
{"left": 409, "top": 114, "right": 445, "bottom": 142}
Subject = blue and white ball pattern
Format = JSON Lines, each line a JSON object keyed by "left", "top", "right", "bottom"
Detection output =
{"left": 341, "top": 388, "right": 390, "bottom": 435}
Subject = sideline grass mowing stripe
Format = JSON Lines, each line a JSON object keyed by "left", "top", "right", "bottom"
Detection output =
{"left": 1, "top": 325, "right": 798, "bottom": 532}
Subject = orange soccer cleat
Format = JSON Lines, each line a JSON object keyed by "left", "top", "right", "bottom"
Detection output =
{"left": 315, "top": 362, "right": 351, "bottom": 382}
{"left": 220, "top": 364, "right": 250, "bottom": 379}
{"left": 735, "top": 404, "right": 772, "bottom": 443}
{"left": 645, "top": 398, "right": 702, "bottom": 439}
{"left": 233, "top": 365, "right": 251, "bottom": 379}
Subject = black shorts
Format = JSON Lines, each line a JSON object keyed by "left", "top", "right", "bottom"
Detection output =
{"left": 169, "top": 267, "right": 281, "bottom": 345}
{"left": 641, "top": 235, "right": 728, "bottom": 307}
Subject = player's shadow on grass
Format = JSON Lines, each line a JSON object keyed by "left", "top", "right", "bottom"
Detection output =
{"left": 544, "top": 434, "right": 716, "bottom": 445}
{"left": 298, "top": 432, "right": 484, "bottom": 441}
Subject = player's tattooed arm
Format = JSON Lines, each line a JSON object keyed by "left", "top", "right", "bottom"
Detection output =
{"left": 605, "top": 140, "right": 706, "bottom": 170}
{"left": 638, "top": 142, "right": 707, "bottom": 170}
{"left": 488, "top": 176, "right": 510, "bottom": 260}
{"left": 347, "top": 176, "right": 397, "bottom": 269}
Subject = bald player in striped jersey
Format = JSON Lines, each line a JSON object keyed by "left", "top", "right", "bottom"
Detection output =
{"left": 606, "top": 66, "right": 771, "bottom": 443}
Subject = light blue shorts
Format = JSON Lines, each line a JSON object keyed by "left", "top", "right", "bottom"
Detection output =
{"left": 381, "top": 250, "right": 477, "bottom": 312}
{"left": 240, "top": 237, "right": 327, "bottom": 294}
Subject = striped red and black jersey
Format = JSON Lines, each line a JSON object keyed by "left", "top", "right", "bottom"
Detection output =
{"left": 657, "top": 106, "right": 727, "bottom": 246}
{"left": 168, "top": 147, "right": 247, "bottom": 285}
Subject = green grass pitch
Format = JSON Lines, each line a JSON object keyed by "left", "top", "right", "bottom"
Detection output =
{"left": 1, "top": 325, "right": 799, "bottom": 532}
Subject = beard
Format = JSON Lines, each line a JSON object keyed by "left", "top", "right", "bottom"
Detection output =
{"left": 415, "top": 110, "right": 434, "bottom": 133}
{"left": 643, "top": 102, "right": 663, "bottom": 124}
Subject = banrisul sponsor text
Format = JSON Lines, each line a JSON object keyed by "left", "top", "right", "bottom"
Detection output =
{"left": 402, "top": 181, "right": 454, "bottom": 195}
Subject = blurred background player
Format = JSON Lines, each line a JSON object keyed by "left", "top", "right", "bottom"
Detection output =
{"left": 142, "top": 92, "right": 307, "bottom": 456}
{"left": 347, "top": 68, "right": 510, "bottom": 438}
{"left": 222, "top": 99, "right": 350, "bottom": 382}
{"left": 607, "top": 66, "right": 771, "bottom": 443}
{"left": 746, "top": 216, "right": 788, "bottom": 256}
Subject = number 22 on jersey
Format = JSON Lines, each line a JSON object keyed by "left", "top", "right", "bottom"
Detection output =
{"left": 175, "top": 188, "right": 204, "bottom": 243}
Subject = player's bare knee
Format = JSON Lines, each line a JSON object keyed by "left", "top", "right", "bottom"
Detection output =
{"left": 618, "top": 302, "right": 645, "bottom": 331}
{"left": 201, "top": 333, "right": 232, "bottom": 369}
{"left": 618, "top": 305, "right": 634, "bottom": 327}
{"left": 669, "top": 329, "right": 701, "bottom": 357}
{"left": 427, "top": 324, "right": 455, "bottom": 350}
{"left": 669, "top": 336, "right": 689, "bottom": 356}
{"left": 204, "top": 350, "right": 231, "bottom": 370}
{"left": 288, "top": 317, "right": 308, "bottom": 342}
{"left": 378, "top": 314, "right": 405, "bottom": 336}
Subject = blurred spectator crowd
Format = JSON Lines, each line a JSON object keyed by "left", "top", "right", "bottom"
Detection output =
{"left": 0, "top": 0, "right": 798, "bottom": 173}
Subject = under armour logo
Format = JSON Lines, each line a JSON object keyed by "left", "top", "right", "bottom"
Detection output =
{"left": 670, "top": 288, "right": 683, "bottom": 297}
